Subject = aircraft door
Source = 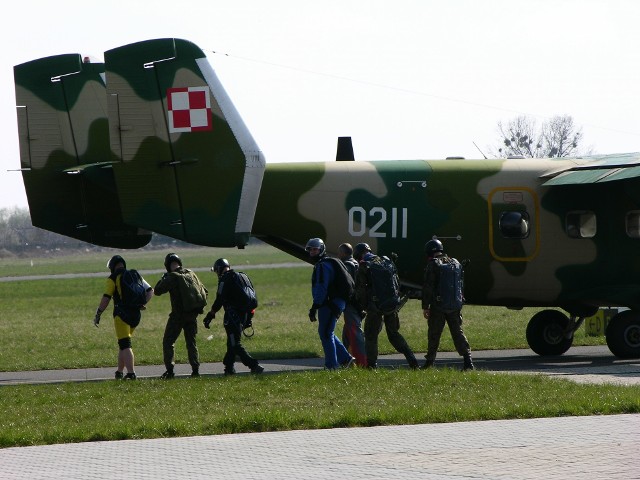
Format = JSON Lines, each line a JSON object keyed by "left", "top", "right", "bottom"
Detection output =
{"left": 488, "top": 187, "right": 539, "bottom": 261}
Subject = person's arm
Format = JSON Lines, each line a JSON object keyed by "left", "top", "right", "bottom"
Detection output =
{"left": 311, "top": 262, "right": 331, "bottom": 307}
{"left": 93, "top": 279, "right": 114, "bottom": 327}
{"left": 203, "top": 279, "right": 225, "bottom": 328}
{"left": 422, "top": 261, "right": 436, "bottom": 319}
{"left": 154, "top": 272, "right": 175, "bottom": 296}
{"left": 354, "top": 262, "right": 368, "bottom": 310}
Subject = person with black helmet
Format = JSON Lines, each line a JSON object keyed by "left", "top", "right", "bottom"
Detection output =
{"left": 306, "top": 238, "right": 355, "bottom": 370}
{"left": 203, "top": 258, "right": 263, "bottom": 375}
{"left": 337, "top": 242, "right": 367, "bottom": 367}
{"left": 93, "top": 255, "right": 154, "bottom": 380}
{"left": 422, "top": 239, "right": 474, "bottom": 370}
{"left": 353, "top": 243, "right": 419, "bottom": 369}
{"left": 154, "top": 253, "right": 207, "bottom": 379}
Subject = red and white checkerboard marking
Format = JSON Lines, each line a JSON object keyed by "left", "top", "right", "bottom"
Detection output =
{"left": 167, "top": 86, "right": 212, "bottom": 133}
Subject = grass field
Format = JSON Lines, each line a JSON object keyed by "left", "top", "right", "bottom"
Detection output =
{"left": 1, "top": 369, "right": 639, "bottom": 447}
{"left": 1, "top": 244, "right": 633, "bottom": 449}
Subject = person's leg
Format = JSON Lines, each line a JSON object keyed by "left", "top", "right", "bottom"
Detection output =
{"left": 383, "top": 312, "right": 418, "bottom": 368}
{"left": 317, "top": 306, "right": 339, "bottom": 369}
{"left": 364, "top": 310, "right": 383, "bottom": 367}
{"left": 162, "top": 315, "right": 182, "bottom": 373}
{"left": 231, "top": 322, "right": 260, "bottom": 371}
{"left": 223, "top": 322, "right": 237, "bottom": 374}
{"left": 114, "top": 317, "right": 135, "bottom": 375}
{"left": 344, "top": 305, "right": 366, "bottom": 366}
{"left": 424, "top": 311, "right": 447, "bottom": 366}
{"left": 445, "top": 310, "right": 474, "bottom": 369}
{"left": 183, "top": 314, "right": 200, "bottom": 374}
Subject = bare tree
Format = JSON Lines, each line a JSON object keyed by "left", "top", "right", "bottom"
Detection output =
{"left": 492, "top": 115, "right": 584, "bottom": 158}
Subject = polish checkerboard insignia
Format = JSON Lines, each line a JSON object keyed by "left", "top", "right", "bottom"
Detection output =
{"left": 167, "top": 86, "right": 212, "bottom": 133}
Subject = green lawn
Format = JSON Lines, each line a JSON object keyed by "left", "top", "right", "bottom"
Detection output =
{"left": 1, "top": 368, "right": 638, "bottom": 448}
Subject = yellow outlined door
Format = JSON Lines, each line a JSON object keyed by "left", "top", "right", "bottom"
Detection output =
{"left": 488, "top": 187, "right": 540, "bottom": 262}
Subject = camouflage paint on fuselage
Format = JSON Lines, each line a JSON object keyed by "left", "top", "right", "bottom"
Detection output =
{"left": 254, "top": 159, "right": 504, "bottom": 294}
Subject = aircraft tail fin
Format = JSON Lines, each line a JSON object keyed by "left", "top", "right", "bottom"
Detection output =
{"left": 14, "top": 54, "right": 152, "bottom": 248}
{"left": 105, "top": 38, "right": 265, "bottom": 247}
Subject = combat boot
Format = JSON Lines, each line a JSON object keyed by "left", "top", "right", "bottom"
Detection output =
{"left": 421, "top": 359, "right": 434, "bottom": 370}
{"left": 463, "top": 354, "right": 475, "bottom": 371}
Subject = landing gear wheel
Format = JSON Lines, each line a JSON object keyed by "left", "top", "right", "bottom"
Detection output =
{"left": 526, "top": 309, "right": 573, "bottom": 356}
{"left": 606, "top": 310, "right": 640, "bottom": 359}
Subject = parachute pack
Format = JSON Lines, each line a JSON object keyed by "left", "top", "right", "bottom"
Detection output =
{"left": 365, "top": 255, "right": 401, "bottom": 314}
{"left": 232, "top": 271, "right": 258, "bottom": 313}
{"left": 434, "top": 256, "right": 464, "bottom": 312}
{"left": 322, "top": 257, "right": 355, "bottom": 302}
{"left": 175, "top": 268, "right": 208, "bottom": 313}
{"left": 115, "top": 269, "right": 147, "bottom": 327}
{"left": 118, "top": 269, "right": 148, "bottom": 309}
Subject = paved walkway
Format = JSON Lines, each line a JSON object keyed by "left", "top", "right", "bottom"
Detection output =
{"left": 1, "top": 347, "right": 639, "bottom": 479}
{"left": 1, "top": 414, "right": 638, "bottom": 479}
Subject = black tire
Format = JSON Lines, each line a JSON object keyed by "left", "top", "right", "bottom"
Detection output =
{"left": 526, "top": 309, "right": 573, "bottom": 356}
{"left": 606, "top": 311, "right": 640, "bottom": 359}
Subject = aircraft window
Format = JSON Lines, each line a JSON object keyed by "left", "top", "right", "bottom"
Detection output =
{"left": 499, "top": 211, "right": 530, "bottom": 239}
{"left": 566, "top": 211, "right": 596, "bottom": 238}
{"left": 625, "top": 211, "right": 640, "bottom": 238}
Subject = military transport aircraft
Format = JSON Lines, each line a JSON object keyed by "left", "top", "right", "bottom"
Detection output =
{"left": 13, "top": 38, "right": 640, "bottom": 359}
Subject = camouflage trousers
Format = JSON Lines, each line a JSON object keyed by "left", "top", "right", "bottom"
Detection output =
{"left": 364, "top": 310, "right": 418, "bottom": 368}
{"left": 425, "top": 309, "right": 471, "bottom": 362}
{"left": 163, "top": 311, "right": 200, "bottom": 371}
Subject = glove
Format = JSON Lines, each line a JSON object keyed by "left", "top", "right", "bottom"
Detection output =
{"left": 93, "top": 308, "right": 102, "bottom": 327}
{"left": 203, "top": 311, "right": 215, "bottom": 329}
{"left": 308, "top": 308, "right": 317, "bottom": 322}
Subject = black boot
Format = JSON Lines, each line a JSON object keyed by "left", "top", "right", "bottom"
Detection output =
{"left": 421, "top": 359, "right": 434, "bottom": 370}
{"left": 463, "top": 354, "right": 474, "bottom": 371}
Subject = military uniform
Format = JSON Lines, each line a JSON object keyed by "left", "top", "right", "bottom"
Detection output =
{"left": 355, "top": 252, "right": 418, "bottom": 369}
{"left": 207, "top": 269, "right": 262, "bottom": 375}
{"left": 154, "top": 267, "right": 201, "bottom": 376}
{"left": 422, "top": 252, "right": 473, "bottom": 370}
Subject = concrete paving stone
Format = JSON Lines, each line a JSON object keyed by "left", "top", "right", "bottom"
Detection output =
{"left": 0, "top": 414, "right": 638, "bottom": 479}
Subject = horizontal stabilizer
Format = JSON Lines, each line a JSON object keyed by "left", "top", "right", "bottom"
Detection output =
{"left": 14, "top": 55, "right": 151, "bottom": 248}
{"left": 105, "top": 38, "right": 265, "bottom": 247}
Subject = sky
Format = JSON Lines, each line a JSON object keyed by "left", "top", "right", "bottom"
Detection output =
{"left": 2, "top": 0, "right": 640, "bottom": 209}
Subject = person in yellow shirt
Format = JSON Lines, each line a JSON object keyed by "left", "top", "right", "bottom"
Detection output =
{"left": 93, "top": 255, "right": 154, "bottom": 380}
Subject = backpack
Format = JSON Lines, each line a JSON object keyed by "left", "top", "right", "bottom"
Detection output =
{"left": 322, "top": 257, "right": 355, "bottom": 302}
{"left": 434, "top": 256, "right": 464, "bottom": 312}
{"left": 115, "top": 269, "right": 147, "bottom": 327}
{"left": 118, "top": 269, "right": 147, "bottom": 310}
{"left": 232, "top": 271, "right": 258, "bottom": 313}
{"left": 365, "top": 255, "right": 402, "bottom": 314}
{"left": 175, "top": 268, "right": 208, "bottom": 313}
